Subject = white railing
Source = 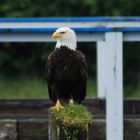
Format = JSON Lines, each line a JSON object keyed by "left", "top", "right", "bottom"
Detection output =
{"left": 0, "top": 17, "right": 140, "bottom": 140}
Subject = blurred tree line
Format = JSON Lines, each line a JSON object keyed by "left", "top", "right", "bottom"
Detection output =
{"left": 0, "top": 0, "right": 140, "bottom": 87}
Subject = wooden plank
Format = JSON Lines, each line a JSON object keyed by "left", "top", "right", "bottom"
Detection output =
{"left": 0, "top": 118, "right": 139, "bottom": 140}
{"left": 0, "top": 99, "right": 139, "bottom": 119}
{"left": 0, "top": 120, "right": 17, "bottom": 140}
{"left": 0, "top": 17, "right": 140, "bottom": 42}
{"left": 18, "top": 120, "right": 49, "bottom": 140}
{"left": 124, "top": 119, "right": 140, "bottom": 140}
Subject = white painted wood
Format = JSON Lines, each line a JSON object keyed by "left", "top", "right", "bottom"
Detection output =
{"left": 105, "top": 32, "right": 123, "bottom": 140}
{"left": 0, "top": 21, "right": 140, "bottom": 28}
{"left": 97, "top": 41, "right": 107, "bottom": 98}
{"left": 0, "top": 33, "right": 104, "bottom": 42}
{"left": 0, "top": 32, "right": 140, "bottom": 42}
{"left": 123, "top": 32, "right": 140, "bottom": 42}
{"left": 0, "top": 17, "right": 140, "bottom": 42}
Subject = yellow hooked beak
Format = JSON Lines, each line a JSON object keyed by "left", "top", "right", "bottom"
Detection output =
{"left": 52, "top": 32, "right": 63, "bottom": 38}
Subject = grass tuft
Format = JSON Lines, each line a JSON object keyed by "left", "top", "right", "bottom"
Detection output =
{"left": 50, "top": 104, "right": 91, "bottom": 126}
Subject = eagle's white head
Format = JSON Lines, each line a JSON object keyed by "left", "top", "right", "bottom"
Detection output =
{"left": 52, "top": 27, "right": 77, "bottom": 50}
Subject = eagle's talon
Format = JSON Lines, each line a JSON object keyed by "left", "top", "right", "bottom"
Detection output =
{"left": 52, "top": 99, "right": 64, "bottom": 111}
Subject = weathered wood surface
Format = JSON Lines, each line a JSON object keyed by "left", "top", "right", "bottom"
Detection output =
{"left": 0, "top": 99, "right": 139, "bottom": 140}
{"left": 18, "top": 120, "right": 48, "bottom": 140}
{"left": 0, "top": 120, "right": 17, "bottom": 140}
{"left": 48, "top": 118, "right": 88, "bottom": 140}
{"left": 0, "top": 119, "right": 139, "bottom": 140}
{"left": 0, "top": 99, "right": 139, "bottom": 119}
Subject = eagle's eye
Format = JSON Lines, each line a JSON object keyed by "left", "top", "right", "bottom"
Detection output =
{"left": 60, "top": 31, "right": 65, "bottom": 34}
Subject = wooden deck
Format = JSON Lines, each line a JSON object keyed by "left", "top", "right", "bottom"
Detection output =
{"left": 0, "top": 99, "right": 139, "bottom": 140}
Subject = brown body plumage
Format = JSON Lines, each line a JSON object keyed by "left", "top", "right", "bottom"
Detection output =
{"left": 46, "top": 46, "right": 87, "bottom": 104}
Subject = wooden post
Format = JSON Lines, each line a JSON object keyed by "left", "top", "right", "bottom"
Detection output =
{"left": 97, "top": 41, "right": 107, "bottom": 98}
{"left": 48, "top": 118, "right": 88, "bottom": 140}
{"left": 105, "top": 32, "right": 123, "bottom": 140}
{"left": 48, "top": 105, "right": 91, "bottom": 140}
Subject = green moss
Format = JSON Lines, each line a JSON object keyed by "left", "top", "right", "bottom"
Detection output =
{"left": 49, "top": 104, "right": 91, "bottom": 140}
{"left": 50, "top": 104, "right": 91, "bottom": 126}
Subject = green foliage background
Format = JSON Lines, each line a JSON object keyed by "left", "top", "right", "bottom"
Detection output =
{"left": 0, "top": 0, "right": 140, "bottom": 98}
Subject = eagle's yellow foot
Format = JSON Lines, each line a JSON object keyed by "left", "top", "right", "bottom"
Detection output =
{"left": 52, "top": 100, "right": 64, "bottom": 111}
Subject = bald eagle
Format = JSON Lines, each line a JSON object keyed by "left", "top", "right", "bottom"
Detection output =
{"left": 46, "top": 27, "right": 87, "bottom": 111}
